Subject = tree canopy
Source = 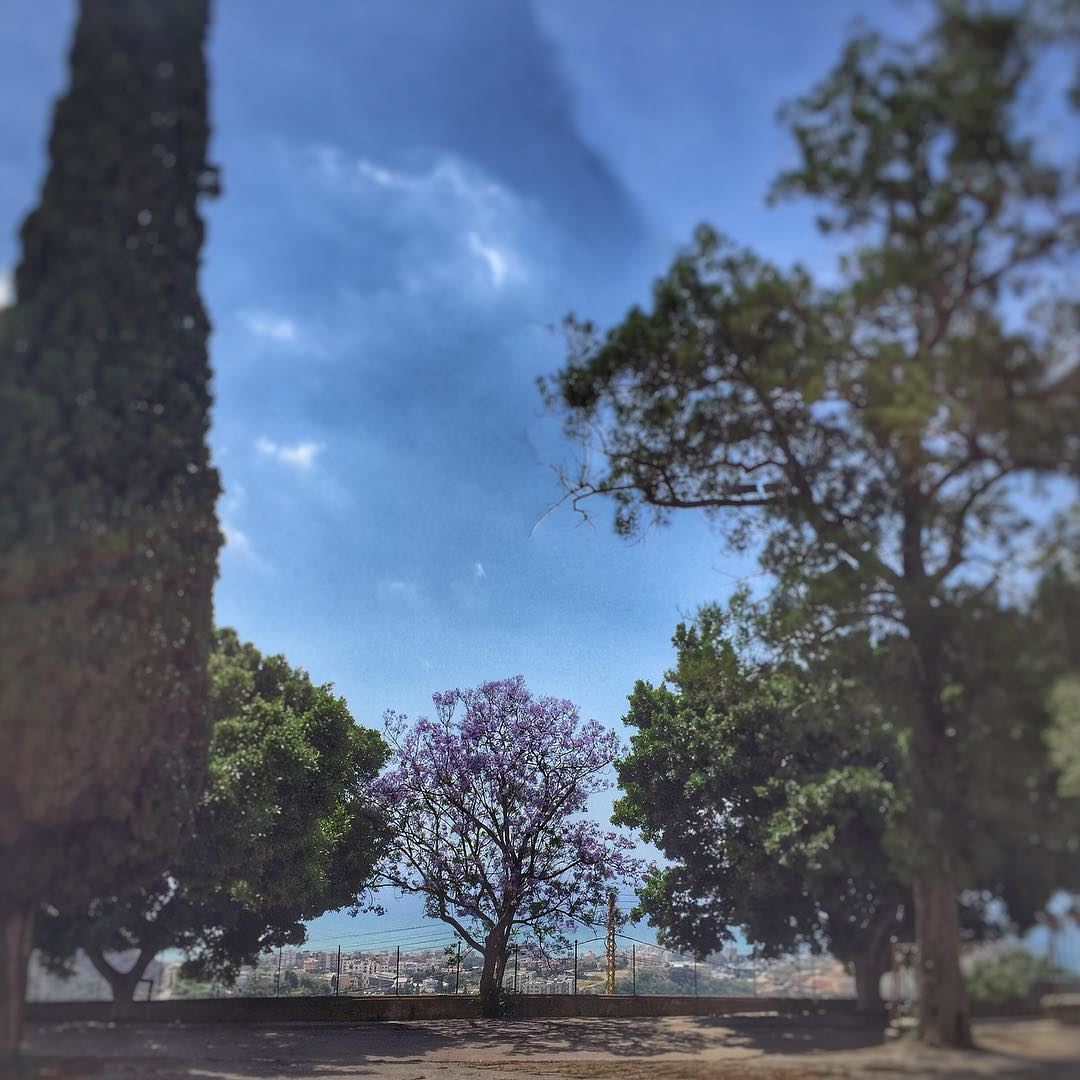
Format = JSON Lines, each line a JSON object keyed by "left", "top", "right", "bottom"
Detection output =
{"left": 0, "top": 0, "right": 218, "bottom": 1058}
{"left": 36, "top": 630, "right": 388, "bottom": 1002}
{"left": 373, "top": 676, "right": 641, "bottom": 1015}
{"left": 614, "top": 593, "right": 1080, "bottom": 1012}
{"left": 614, "top": 608, "right": 908, "bottom": 1012}
{"left": 1034, "top": 517, "right": 1080, "bottom": 799}
{"left": 544, "top": 0, "right": 1079, "bottom": 1046}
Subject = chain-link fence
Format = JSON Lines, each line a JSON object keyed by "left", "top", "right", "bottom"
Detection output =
{"left": 494, "top": 937, "right": 851, "bottom": 999}
{"left": 27, "top": 934, "right": 855, "bottom": 1002}
{"left": 30, "top": 919, "right": 1080, "bottom": 1004}
{"left": 143, "top": 933, "right": 854, "bottom": 1000}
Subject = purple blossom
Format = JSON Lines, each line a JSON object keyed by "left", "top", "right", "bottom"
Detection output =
{"left": 373, "top": 676, "right": 642, "bottom": 1008}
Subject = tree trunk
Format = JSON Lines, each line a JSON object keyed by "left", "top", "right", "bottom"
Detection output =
{"left": 477, "top": 929, "right": 510, "bottom": 1018}
{"left": 86, "top": 946, "right": 156, "bottom": 1017}
{"left": 899, "top": 566, "right": 973, "bottom": 1049}
{"left": 853, "top": 949, "right": 887, "bottom": 1015}
{"left": 0, "top": 905, "right": 34, "bottom": 1065}
{"left": 907, "top": 695, "right": 973, "bottom": 1047}
{"left": 852, "top": 906, "right": 904, "bottom": 1016}
{"left": 914, "top": 875, "right": 972, "bottom": 1048}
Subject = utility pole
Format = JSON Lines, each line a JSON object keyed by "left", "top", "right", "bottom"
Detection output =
{"left": 693, "top": 958, "right": 698, "bottom": 996}
{"left": 455, "top": 942, "right": 462, "bottom": 995}
{"left": 573, "top": 941, "right": 578, "bottom": 996}
{"left": 605, "top": 891, "right": 616, "bottom": 994}
{"left": 335, "top": 946, "right": 341, "bottom": 997}
{"left": 632, "top": 945, "right": 636, "bottom": 996}
{"left": 396, "top": 946, "right": 400, "bottom": 996}
{"left": 514, "top": 946, "right": 519, "bottom": 994}
{"left": 275, "top": 946, "right": 282, "bottom": 996}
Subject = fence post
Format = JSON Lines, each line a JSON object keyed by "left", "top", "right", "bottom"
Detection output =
{"left": 336, "top": 945, "right": 341, "bottom": 997}
{"left": 396, "top": 946, "right": 400, "bottom": 996}
{"left": 574, "top": 941, "right": 578, "bottom": 996}
{"left": 632, "top": 945, "right": 636, "bottom": 996}
{"left": 455, "top": 942, "right": 462, "bottom": 995}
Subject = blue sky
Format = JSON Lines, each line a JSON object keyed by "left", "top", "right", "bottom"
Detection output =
{"left": 2, "top": 0, "right": 937, "bottom": 950}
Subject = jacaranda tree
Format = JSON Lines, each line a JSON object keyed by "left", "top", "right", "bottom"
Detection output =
{"left": 374, "top": 676, "right": 641, "bottom": 1016}
{"left": 0, "top": 0, "right": 218, "bottom": 1060}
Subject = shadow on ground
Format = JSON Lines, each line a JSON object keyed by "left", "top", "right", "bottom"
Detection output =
{"left": 10, "top": 1015, "right": 879, "bottom": 1078}
{"left": 11, "top": 1015, "right": 1080, "bottom": 1079}
{"left": 418, "top": 1013, "right": 886, "bottom": 1058}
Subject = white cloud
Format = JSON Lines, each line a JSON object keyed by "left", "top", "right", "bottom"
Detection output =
{"left": 255, "top": 436, "right": 324, "bottom": 468}
{"left": 221, "top": 521, "right": 270, "bottom": 570}
{"left": 311, "top": 147, "right": 413, "bottom": 193}
{"left": 307, "top": 147, "right": 527, "bottom": 293}
{"left": 378, "top": 578, "right": 423, "bottom": 609}
{"left": 466, "top": 232, "right": 509, "bottom": 287}
{"left": 321, "top": 151, "right": 508, "bottom": 211}
{"left": 0, "top": 270, "right": 12, "bottom": 308}
{"left": 356, "top": 158, "right": 408, "bottom": 189}
{"left": 222, "top": 523, "right": 252, "bottom": 556}
{"left": 473, "top": 561, "right": 487, "bottom": 580}
{"left": 240, "top": 309, "right": 298, "bottom": 344}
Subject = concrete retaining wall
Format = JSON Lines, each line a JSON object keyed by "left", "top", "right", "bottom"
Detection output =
{"left": 510, "top": 994, "right": 855, "bottom": 1020}
{"left": 26, "top": 994, "right": 857, "bottom": 1025}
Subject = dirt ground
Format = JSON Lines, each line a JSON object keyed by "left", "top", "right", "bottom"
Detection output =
{"left": 8, "top": 1015, "right": 1080, "bottom": 1079}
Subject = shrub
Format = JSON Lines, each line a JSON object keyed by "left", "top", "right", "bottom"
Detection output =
{"left": 965, "top": 948, "right": 1061, "bottom": 1005}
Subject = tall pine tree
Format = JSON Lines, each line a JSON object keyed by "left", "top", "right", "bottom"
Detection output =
{"left": 545, "top": 2, "right": 1079, "bottom": 1047}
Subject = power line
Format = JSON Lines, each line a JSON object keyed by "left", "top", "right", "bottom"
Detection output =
{"left": 298, "top": 904, "right": 647, "bottom": 954}
{"left": 303, "top": 932, "right": 462, "bottom": 952}
{"left": 297, "top": 922, "right": 452, "bottom": 945}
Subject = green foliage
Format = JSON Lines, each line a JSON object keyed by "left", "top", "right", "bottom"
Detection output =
{"left": 938, "top": 587, "right": 1080, "bottom": 920}
{"left": 615, "top": 964, "right": 730, "bottom": 996}
{"left": 614, "top": 606, "right": 910, "bottom": 972}
{"left": 1047, "top": 677, "right": 1080, "bottom": 798}
{"left": 280, "top": 969, "right": 334, "bottom": 997}
{"left": 544, "top": 0, "right": 1079, "bottom": 777}
{"left": 37, "top": 631, "right": 389, "bottom": 993}
{"left": 0, "top": 0, "right": 220, "bottom": 912}
{"left": 616, "top": 585, "right": 1080, "bottom": 981}
{"left": 965, "top": 947, "right": 1062, "bottom": 1005}
{"left": 1034, "top": 516, "right": 1080, "bottom": 799}
{"left": 545, "top": 2, "right": 1079, "bottom": 1037}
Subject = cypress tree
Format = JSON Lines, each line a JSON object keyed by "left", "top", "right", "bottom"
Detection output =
{"left": 0, "top": 0, "right": 219, "bottom": 1058}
